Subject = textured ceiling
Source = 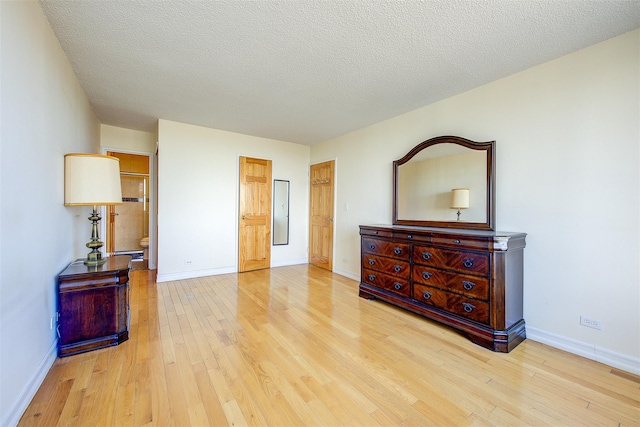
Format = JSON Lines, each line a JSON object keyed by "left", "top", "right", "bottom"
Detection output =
{"left": 39, "top": 0, "right": 640, "bottom": 145}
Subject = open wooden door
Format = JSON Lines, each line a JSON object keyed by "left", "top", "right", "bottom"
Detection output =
{"left": 309, "top": 160, "right": 334, "bottom": 271}
{"left": 238, "top": 156, "right": 272, "bottom": 272}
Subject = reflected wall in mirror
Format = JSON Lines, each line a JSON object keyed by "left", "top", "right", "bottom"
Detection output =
{"left": 393, "top": 136, "right": 495, "bottom": 230}
{"left": 273, "top": 180, "right": 290, "bottom": 245}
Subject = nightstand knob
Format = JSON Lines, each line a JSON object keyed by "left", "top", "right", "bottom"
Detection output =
{"left": 462, "top": 280, "right": 475, "bottom": 290}
{"left": 422, "top": 291, "right": 432, "bottom": 300}
{"left": 369, "top": 259, "right": 375, "bottom": 266}
{"left": 394, "top": 282, "right": 402, "bottom": 290}
{"left": 369, "top": 244, "right": 375, "bottom": 250}
{"left": 394, "top": 265, "right": 402, "bottom": 273}
{"left": 422, "top": 252, "right": 432, "bottom": 261}
{"left": 422, "top": 271, "right": 432, "bottom": 280}
{"left": 394, "top": 247, "right": 402, "bottom": 255}
{"left": 368, "top": 274, "right": 376, "bottom": 282}
{"left": 463, "top": 258, "right": 474, "bottom": 268}
{"left": 462, "top": 302, "right": 475, "bottom": 312}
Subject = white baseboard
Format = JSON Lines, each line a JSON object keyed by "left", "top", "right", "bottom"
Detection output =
{"left": 271, "top": 258, "right": 308, "bottom": 268}
{"left": 332, "top": 267, "right": 359, "bottom": 282}
{"left": 156, "top": 266, "right": 236, "bottom": 283}
{"left": 527, "top": 326, "right": 640, "bottom": 375}
{"left": 3, "top": 340, "right": 58, "bottom": 427}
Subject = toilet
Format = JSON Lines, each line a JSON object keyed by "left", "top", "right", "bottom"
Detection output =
{"left": 140, "top": 237, "right": 149, "bottom": 260}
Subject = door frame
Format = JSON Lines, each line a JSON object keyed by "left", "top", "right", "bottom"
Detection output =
{"left": 308, "top": 158, "right": 338, "bottom": 271}
{"left": 101, "top": 147, "right": 156, "bottom": 269}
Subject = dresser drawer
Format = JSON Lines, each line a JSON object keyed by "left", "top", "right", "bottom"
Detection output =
{"left": 363, "top": 254, "right": 410, "bottom": 278}
{"left": 413, "top": 284, "right": 489, "bottom": 324}
{"left": 412, "top": 245, "right": 489, "bottom": 277}
{"left": 431, "top": 234, "right": 490, "bottom": 250}
{"left": 362, "top": 238, "right": 410, "bottom": 260}
{"left": 360, "top": 228, "right": 392, "bottom": 238}
{"left": 362, "top": 269, "right": 410, "bottom": 297}
{"left": 413, "top": 265, "right": 489, "bottom": 300}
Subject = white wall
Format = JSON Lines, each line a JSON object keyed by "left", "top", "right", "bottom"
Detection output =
{"left": 0, "top": 2, "right": 101, "bottom": 425}
{"left": 311, "top": 30, "right": 639, "bottom": 371}
{"left": 156, "top": 119, "right": 310, "bottom": 282}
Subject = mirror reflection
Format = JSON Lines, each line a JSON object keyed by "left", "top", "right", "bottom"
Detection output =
{"left": 273, "top": 180, "right": 289, "bottom": 245}
{"left": 393, "top": 136, "right": 495, "bottom": 230}
{"left": 397, "top": 143, "right": 487, "bottom": 223}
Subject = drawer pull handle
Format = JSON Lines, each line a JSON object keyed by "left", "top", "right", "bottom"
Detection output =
{"left": 453, "top": 239, "right": 461, "bottom": 244}
{"left": 462, "top": 302, "right": 475, "bottom": 313}
{"left": 373, "top": 231, "right": 378, "bottom": 234}
{"left": 422, "top": 252, "right": 432, "bottom": 261}
{"left": 407, "top": 234, "right": 413, "bottom": 239}
{"left": 369, "top": 259, "right": 375, "bottom": 266}
{"left": 368, "top": 274, "right": 376, "bottom": 281}
{"left": 394, "top": 247, "right": 402, "bottom": 255}
{"left": 422, "top": 271, "right": 432, "bottom": 280}
{"left": 462, "top": 280, "right": 475, "bottom": 290}
{"left": 394, "top": 282, "right": 402, "bottom": 290}
{"left": 394, "top": 265, "right": 402, "bottom": 272}
{"left": 369, "top": 244, "right": 376, "bottom": 250}
{"left": 422, "top": 291, "right": 432, "bottom": 300}
{"left": 463, "top": 258, "right": 474, "bottom": 268}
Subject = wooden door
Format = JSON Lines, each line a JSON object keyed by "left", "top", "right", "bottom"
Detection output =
{"left": 309, "top": 160, "right": 334, "bottom": 270}
{"left": 238, "top": 156, "right": 272, "bottom": 272}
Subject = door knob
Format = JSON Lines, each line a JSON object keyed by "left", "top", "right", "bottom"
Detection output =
{"left": 328, "top": 217, "right": 334, "bottom": 222}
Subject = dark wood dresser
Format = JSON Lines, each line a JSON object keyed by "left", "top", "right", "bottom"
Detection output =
{"left": 359, "top": 225, "right": 526, "bottom": 352}
{"left": 57, "top": 255, "right": 131, "bottom": 357}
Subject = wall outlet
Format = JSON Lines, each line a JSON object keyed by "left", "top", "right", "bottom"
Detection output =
{"left": 580, "top": 315, "right": 603, "bottom": 330}
{"left": 185, "top": 260, "right": 192, "bottom": 265}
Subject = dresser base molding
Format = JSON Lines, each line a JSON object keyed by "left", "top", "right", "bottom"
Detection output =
{"left": 58, "top": 330, "right": 129, "bottom": 357}
{"left": 359, "top": 283, "right": 525, "bottom": 352}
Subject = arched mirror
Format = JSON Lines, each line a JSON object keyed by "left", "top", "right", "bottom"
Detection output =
{"left": 393, "top": 136, "right": 495, "bottom": 230}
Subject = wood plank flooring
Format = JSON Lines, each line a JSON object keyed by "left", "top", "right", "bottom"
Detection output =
{"left": 19, "top": 265, "right": 640, "bottom": 426}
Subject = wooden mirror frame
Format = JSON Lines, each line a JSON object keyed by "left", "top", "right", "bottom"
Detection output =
{"left": 392, "top": 135, "right": 496, "bottom": 230}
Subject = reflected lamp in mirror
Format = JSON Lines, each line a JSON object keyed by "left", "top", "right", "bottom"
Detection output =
{"left": 64, "top": 153, "right": 122, "bottom": 266}
{"left": 450, "top": 188, "right": 470, "bottom": 221}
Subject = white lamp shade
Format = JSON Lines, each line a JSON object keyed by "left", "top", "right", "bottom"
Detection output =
{"left": 64, "top": 154, "right": 122, "bottom": 206}
{"left": 450, "top": 188, "right": 470, "bottom": 209}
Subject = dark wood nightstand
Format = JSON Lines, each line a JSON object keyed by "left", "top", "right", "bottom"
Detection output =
{"left": 57, "top": 255, "right": 131, "bottom": 357}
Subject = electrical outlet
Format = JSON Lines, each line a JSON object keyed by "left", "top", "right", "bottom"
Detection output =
{"left": 580, "top": 315, "right": 603, "bottom": 330}
{"left": 185, "top": 260, "right": 192, "bottom": 265}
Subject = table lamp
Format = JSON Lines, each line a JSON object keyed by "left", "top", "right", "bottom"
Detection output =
{"left": 450, "top": 188, "right": 470, "bottom": 221}
{"left": 64, "top": 153, "right": 122, "bottom": 266}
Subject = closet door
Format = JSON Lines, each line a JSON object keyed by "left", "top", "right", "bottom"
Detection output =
{"left": 309, "top": 160, "right": 334, "bottom": 271}
{"left": 238, "top": 156, "right": 272, "bottom": 272}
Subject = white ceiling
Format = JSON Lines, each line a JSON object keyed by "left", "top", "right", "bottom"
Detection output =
{"left": 39, "top": 0, "right": 640, "bottom": 145}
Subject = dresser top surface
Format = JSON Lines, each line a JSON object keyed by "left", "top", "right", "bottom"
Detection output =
{"left": 59, "top": 255, "right": 132, "bottom": 278}
{"left": 361, "top": 224, "right": 525, "bottom": 238}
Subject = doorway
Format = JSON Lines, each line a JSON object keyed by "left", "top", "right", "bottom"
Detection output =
{"left": 106, "top": 151, "right": 150, "bottom": 263}
{"left": 309, "top": 160, "right": 335, "bottom": 271}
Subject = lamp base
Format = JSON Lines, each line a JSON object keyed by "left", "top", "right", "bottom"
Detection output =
{"left": 84, "top": 206, "right": 107, "bottom": 266}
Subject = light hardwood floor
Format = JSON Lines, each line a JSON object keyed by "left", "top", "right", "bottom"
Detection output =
{"left": 19, "top": 265, "right": 640, "bottom": 426}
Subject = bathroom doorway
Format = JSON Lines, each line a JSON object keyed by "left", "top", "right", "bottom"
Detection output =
{"left": 106, "top": 151, "right": 150, "bottom": 264}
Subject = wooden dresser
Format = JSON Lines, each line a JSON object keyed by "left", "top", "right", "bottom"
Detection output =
{"left": 57, "top": 255, "right": 131, "bottom": 357}
{"left": 359, "top": 225, "right": 526, "bottom": 352}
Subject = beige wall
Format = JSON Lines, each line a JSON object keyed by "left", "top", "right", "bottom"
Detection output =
{"left": 1, "top": 2, "right": 101, "bottom": 424}
{"left": 101, "top": 124, "right": 156, "bottom": 153}
{"left": 156, "top": 119, "right": 310, "bottom": 281}
{"left": 311, "top": 30, "right": 639, "bottom": 368}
